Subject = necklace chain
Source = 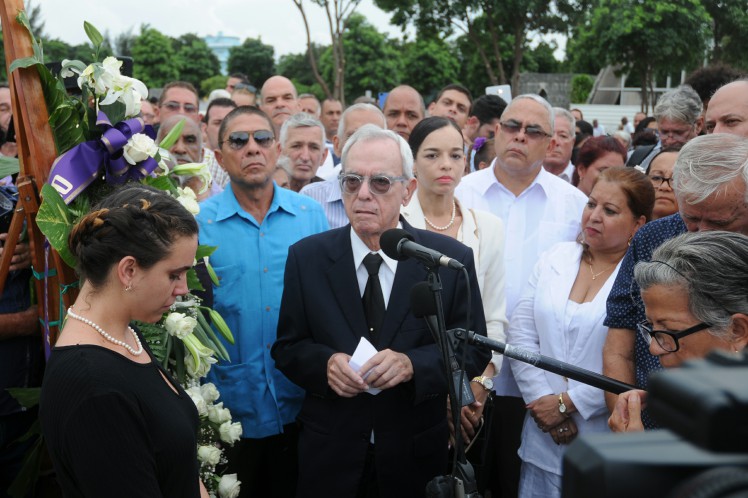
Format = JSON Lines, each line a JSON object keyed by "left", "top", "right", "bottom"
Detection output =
{"left": 66, "top": 307, "right": 143, "bottom": 356}
{"left": 424, "top": 200, "right": 457, "bottom": 231}
{"left": 586, "top": 256, "right": 617, "bottom": 281}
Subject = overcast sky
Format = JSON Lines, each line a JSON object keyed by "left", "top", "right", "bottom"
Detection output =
{"left": 36, "top": 0, "right": 408, "bottom": 59}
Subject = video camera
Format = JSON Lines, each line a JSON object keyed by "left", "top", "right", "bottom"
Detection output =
{"left": 563, "top": 350, "right": 748, "bottom": 497}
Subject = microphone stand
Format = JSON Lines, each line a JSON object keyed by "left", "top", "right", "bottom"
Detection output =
{"left": 420, "top": 268, "right": 482, "bottom": 498}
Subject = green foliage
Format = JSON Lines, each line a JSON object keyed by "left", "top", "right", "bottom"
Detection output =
{"left": 36, "top": 184, "right": 76, "bottom": 268}
{"left": 570, "top": 0, "right": 711, "bottom": 92}
{"left": 227, "top": 38, "right": 275, "bottom": 88}
{"left": 701, "top": 0, "right": 748, "bottom": 71}
{"left": 200, "top": 74, "right": 228, "bottom": 97}
{"left": 523, "top": 41, "right": 562, "bottom": 74}
{"left": 172, "top": 34, "right": 221, "bottom": 96}
{"left": 0, "top": 31, "right": 5, "bottom": 81}
{"left": 570, "top": 74, "right": 594, "bottom": 103}
{"left": 318, "top": 14, "right": 402, "bottom": 100}
{"left": 400, "top": 37, "right": 460, "bottom": 98}
{"left": 131, "top": 25, "right": 179, "bottom": 89}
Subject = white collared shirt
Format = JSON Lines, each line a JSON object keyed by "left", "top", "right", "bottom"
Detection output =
{"left": 350, "top": 225, "right": 399, "bottom": 307}
{"left": 456, "top": 164, "right": 587, "bottom": 319}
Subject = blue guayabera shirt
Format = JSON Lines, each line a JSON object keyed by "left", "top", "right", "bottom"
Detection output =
{"left": 197, "top": 182, "right": 329, "bottom": 439}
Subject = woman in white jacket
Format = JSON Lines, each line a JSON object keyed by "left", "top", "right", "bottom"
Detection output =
{"left": 508, "top": 167, "right": 654, "bottom": 497}
{"left": 402, "top": 116, "right": 507, "bottom": 444}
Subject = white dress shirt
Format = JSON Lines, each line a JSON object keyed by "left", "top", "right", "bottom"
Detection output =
{"left": 350, "top": 225, "right": 398, "bottom": 306}
{"left": 456, "top": 164, "right": 588, "bottom": 395}
{"left": 401, "top": 194, "right": 508, "bottom": 372}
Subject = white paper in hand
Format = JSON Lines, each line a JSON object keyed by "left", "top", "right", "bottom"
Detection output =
{"left": 348, "top": 337, "right": 381, "bottom": 395}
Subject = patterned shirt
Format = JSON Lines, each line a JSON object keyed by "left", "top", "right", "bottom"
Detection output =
{"left": 604, "top": 213, "right": 687, "bottom": 428}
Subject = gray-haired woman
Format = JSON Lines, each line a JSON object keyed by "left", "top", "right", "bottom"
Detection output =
{"left": 609, "top": 231, "right": 748, "bottom": 432}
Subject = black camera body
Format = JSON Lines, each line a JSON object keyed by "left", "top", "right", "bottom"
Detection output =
{"left": 562, "top": 350, "right": 748, "bottom": 497}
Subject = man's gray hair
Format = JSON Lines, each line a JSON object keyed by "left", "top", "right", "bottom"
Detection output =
{"left": 337, "top": 103, "right": 386, "bottom": 140}
{"left": 673, "top": 133, "right": 748, "bottom": 205}
{"left": 553, "top": 107, "right": 575, "bottom": 132}
{"left": 508, "top": 94, "right": 555, "bottom": 134}
{"left": 299, "top": 93, "right": 321, "bottom": 117}
{"left": 279, "top": 112, "right": 326, "bottom": 149}
{"left": 634, "top": 231, "right": 748, "bottom": 341}
{"left": 341, "top": 124, "right": 414, "bottom": 179}
{"left": 654, "top": 85, "right": 703, "bottom": 126}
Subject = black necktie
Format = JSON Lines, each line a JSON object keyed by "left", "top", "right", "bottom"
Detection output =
{"left": 362, "top": 253, "right": 385, "bottom": 342}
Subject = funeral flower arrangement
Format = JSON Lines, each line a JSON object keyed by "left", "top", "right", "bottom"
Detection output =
{"left": 9, "top": 14, "right": 240, "bottom": 497}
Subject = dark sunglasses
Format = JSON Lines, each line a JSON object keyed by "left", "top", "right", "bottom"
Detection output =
{"left": 221, "top": 130, "right": 275, "bottom": 150}
{"left": 499, "top": 120, "right": 551, "bottom": 140}
{"left": 162, "top": 101, "right": 198, "bottom": 114}
{"left": 234, "top": 83, "right": 257, "bottom": 93}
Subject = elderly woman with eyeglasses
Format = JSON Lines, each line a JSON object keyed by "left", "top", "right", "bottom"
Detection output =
{"left": 645, "top": 146, "right": 680, "bottom": 220}
{"left": 609, "top": 231, "right": 748, "bottom": 433}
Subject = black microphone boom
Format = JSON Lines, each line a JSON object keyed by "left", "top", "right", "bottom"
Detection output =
{"left": 454, "top": 329, "right": 637, "bottom": 395}
{"left": 381, "top": 228, "right": 465, "bottom": 270}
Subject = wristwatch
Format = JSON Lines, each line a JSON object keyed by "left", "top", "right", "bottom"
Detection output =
{"left": 558, "top": 393, "right": 568, "bottom": 415}
{"left": 471, "top": 376, "right": 494, "bottom": 392}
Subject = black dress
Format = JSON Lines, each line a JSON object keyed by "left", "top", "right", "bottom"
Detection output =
{"left": 40, "top": 336, "right": 201, "bottom": 498}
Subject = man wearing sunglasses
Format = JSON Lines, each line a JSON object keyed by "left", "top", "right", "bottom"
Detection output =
{"left": 196, "top": 106, "right": 328, "bottom": 498}
{"left": 272, "top": 125, "right": 490, "bottom": 497}
{"left": 456, "top": 94, "right": 588, "bottom": 498}
{"left": 155, "top": 81, "right": 201, "bottom": 126}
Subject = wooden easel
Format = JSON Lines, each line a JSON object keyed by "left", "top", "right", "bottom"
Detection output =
{"left": 0, "top": 0, "right": 78, "bottom": 346}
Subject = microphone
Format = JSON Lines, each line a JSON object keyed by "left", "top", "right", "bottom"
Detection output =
{"left": 381, "top": 228, "right": 465, "bottom": 270}
{"left": 410, "top": 282, "right": 475, "bottom": 406}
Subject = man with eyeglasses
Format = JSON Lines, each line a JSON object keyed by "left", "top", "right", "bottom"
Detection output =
{"left": 201, "top": 97, "right": 237, "bottom": 194}
{"left": 156, "top": 81, "right": 201, "bottom": 126}
{"left": 196, "top": 106, "right": 328, "bottom": 498}
{"left": 543, "top": 107, "right": 576, "bottom": 182}
{"left": 626, "top": 85, "right": 703, "bottom": 170}
{"left": 272, "top": 125, "right": 489, "bottom": 497}
{"left": 456, "top": 94, "right": 587, "bottom": 498}
{"left": 603, "top": 133, "right": 748, "bottom": 430}
{"left": 300, "top": 103, "right": 387, "bottom": 228}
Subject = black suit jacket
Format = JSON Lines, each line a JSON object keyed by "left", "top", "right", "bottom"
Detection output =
{"left": 272, "top": 221, "right": 490, "bottom": 497}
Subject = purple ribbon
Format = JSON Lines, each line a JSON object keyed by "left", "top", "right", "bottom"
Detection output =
{"left": 48, "top": 112, "right": 158, "bottom": 204}
{"left": 473, "top": 136, "right": 487, "bottom": 151}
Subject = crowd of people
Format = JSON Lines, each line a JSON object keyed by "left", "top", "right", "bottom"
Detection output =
{"left": 1, "top": 61, "right": 748, "bottom": 498}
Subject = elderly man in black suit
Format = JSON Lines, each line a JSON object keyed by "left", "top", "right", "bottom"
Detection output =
{"left": 272, "top": 125, "right": 490, "bottom": 497}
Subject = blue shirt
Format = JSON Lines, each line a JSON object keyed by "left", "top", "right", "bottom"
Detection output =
{"left": 604, "top": 213, "right": 686, "bottom": 428}
{"left": 197, "top": 184, "right": 329, "bottom": 438}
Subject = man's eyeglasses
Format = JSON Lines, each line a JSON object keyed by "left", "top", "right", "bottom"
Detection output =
{"left": 637, "top": 320, "right": 712, "bottom": 353}
{"left": 162, "top": 101, "right": 198, "bottom": 114}
{"left": 656, "top": 126, "right": 693, "bottom": 140}
{"left": 339, "top": 173, "right": 407, "bottom": 195}
{"left": 221, "top": 130, "right": 275, "bottom": 150}
{"left": 649, "top": 175, "right": 674, "bottom": 188}
{"left": 499, "top": 121, "right": 551, "bottom": 140}
{"left": 234, "top": 83, "right": 257, "bottom": 93}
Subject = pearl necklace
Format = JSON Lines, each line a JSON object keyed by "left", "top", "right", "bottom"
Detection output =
{"left": 66, "top": 307, "right": 143, "bottom": 356}
{"left": 424, "top": 200, "right": 457, "bottom": 231}
{"left": 586, "top": 256, "right": 616, "bottom": 281}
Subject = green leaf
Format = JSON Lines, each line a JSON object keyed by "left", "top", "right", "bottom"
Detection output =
{"left": 205, "top": 258, "right": 219, "bottom": 287}
{"left": 6, "top": 387, "right": 40, "bottom": 408}
{"left": 0, "top": 156, "right": 21, "bottom": 178}
{"left": 9, "top": 56, "right": 41, "bottom": 73}
{"left": 99, "top": 100, "right": 127, "bottom": 127}
{"left": 196, "top": 245, "right": 217, "bottom": 260}
{"left": 141, "top": 174, "right": 177, "bottom": 193}
{"left": 158, "top": 118, "right": 185, "bottom": 149}
{"left": 36, "top": 184, "right": 76, "bottom": 268}
{"left": 83, "top": 21, "right": 104, "bottom": 50}
{"left": 186, "top": 268, "right": 204, "bottom": 292}
{"left": 203, "top": 307, "right": 234, "bottom": 345}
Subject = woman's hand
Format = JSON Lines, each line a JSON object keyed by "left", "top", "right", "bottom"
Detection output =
{"left": 608, "top": 389, "right": 647, "bottom": 433}
{"left": 527, "top": 394, "right": 568, "bottom": 432}
{"left": 549, "top": 417, "right": 578, "bottom": 445}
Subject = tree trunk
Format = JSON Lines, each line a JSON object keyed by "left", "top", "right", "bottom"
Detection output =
{"left": 292, "top": 0, "right": 333, "bottom": 99}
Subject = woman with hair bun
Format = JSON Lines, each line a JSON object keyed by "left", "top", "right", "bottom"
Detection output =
{"left": 40, "top": 184, "right": 208, "bottom": 497}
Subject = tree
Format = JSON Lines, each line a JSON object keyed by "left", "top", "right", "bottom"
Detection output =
{"left": 277, "top": 46, "right": 328, "bottom": 98}
{"left": 131, "top": 25, "right": 179, "bottom": 90}
{"left": 227, "top": 38, "right": 275, "bottom": 88}
{"left": 701, "top": 0, "right": 748, "bottom": 70}
{"left": 400, "top": 37, "right": 461, "bottom": 99}
{"left": 292, "top": 0, "right": 363, "bottom": 104}
{"left": 375, "top": 0, "right": 588, "bottom": 93}
{"left": 113, "top": 28, "right": 136, "bottom": 57}
{"left": 173, "top": 34, "right": 221, "bottom": 96}
{"left": 317, "top": 14, "right": 402, "bottom": 102}
{"left": 570, "top": 0, "right": 711, "bottom": 111}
